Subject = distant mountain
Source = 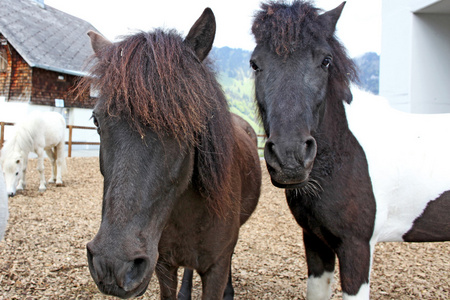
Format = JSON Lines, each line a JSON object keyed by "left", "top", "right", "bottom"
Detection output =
{"left": 210, "top": 47, "right": 380, "bottom": 135}
{"left": 354, "top": 52, "right": 380, "bottom": 95}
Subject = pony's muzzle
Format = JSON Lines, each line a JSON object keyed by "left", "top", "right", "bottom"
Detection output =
{"left": 264, "top": 136, "right": 317, "bottom": 187}
{"left": 86, "top": 242, "right": 151, "bottom": 299}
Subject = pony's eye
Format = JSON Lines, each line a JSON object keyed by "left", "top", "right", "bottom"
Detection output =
{"left": 250, "top": 60, "right": 261, "bottom": 72}
{"left": 15, "top": 172, "right": 19, "bottom": 176}
{"left": 322, "top": 56, "right": 332, "bottom": 69}
{"left": 91, "top": 114, "right": 101, "bottom": 134}
{"left": 92, "top": 116, "right": 99, "bottom": 128}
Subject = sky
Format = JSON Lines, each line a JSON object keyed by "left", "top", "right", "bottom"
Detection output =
{"left": 44, "top": 0, "right": 382, "bottom": 57}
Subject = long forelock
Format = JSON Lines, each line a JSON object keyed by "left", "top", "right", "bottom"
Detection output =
{"left": 252, "top": 0, "right": 358, "bottom": 100}
{"left": 77, "top": 28, "right": 236, "bottom": 217}
{"left": 252, "top": 0, "right": 322, "bottom": 57}
{"left": 79, "top": 29, "right": 224, "bottom": 146}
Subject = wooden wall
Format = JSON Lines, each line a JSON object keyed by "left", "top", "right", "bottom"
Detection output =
{"left": 0, "top": 42, "right": 32, "bottom": 102}
{"left": 31, "top": 68, "right": 95, "bottom": 108}
{"left": 0, "top": 36, "right": 95, "bottom": 108}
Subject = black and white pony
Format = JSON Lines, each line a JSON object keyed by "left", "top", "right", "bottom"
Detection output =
{"left": 250, "top": 1, "right": 450, "bottom": 299}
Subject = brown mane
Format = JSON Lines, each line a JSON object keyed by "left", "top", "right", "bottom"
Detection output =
{"left": 252, "top": 0, "right": 358, "bottom": 102}
{"left": 77, "top": 29, "right": 234, "bottom": 216}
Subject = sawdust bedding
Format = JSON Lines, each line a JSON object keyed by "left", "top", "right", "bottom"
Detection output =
{"left": 0, "top": 157, "right": 448, "bottom": 299}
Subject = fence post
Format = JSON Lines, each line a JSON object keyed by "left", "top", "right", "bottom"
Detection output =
{"left": 0, "top": 122, "right": 4, "bottom": 149}
{"left": 68, "top": 125, "right": 73, "bottom": 158}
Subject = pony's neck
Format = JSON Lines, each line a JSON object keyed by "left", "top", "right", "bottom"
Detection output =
{"left": 311, "top": 95, "right": 353, "bottom": 179}
{"left": 12, "top": 125, "right": 34, "bottom": 154}
{"left": 321, "top": 95, "right": 351, "bottom": 145}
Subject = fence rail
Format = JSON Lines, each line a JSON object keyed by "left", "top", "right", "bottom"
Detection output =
{"left": 0, "top": 122, "right": 99, "bottom": 157}
{"left": 1, "top": 121, "right": 265, "bottom": 157}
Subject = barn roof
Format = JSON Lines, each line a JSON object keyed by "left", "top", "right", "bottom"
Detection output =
{"left": 0, "top": 0, "right": 97, "bottom": 76}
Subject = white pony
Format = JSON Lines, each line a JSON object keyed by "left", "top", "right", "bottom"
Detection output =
{"left": 0, "top": 111, "right": 67, "bottom": 196}
{"left": 0, "top": 164, "right": 8, "bottom": 240}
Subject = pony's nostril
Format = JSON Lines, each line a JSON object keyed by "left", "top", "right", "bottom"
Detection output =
{"left": 264, "top": 140, "right": 283, "bottom": 172}
{"left": 265, "top": 140, "right": 276, "bottom": 157}
{"left": 303, "top": 137, "right": 317, "bottom": 167}
{"left": 86, "top": 242, "right": 103, "bottom": 283}
{"left": 123, "top": 257, "right": 149, "bottom": 292}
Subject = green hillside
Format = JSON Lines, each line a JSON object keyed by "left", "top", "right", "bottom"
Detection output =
{"left": 210, "top": 47, "right": 261, "bottom": 134}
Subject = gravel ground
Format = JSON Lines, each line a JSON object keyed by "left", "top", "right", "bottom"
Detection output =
{"left": 0, "top": 157, "right": 449, "bottom": 299}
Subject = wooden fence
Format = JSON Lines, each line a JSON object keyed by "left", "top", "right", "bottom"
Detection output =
{"left": 0, "top": 122, "right": 99, "bottom": 157}
{"left": 1, "top": 121, "right": 265, "bottom": 157}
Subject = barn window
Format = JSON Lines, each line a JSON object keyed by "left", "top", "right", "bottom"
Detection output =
{"left": 0, "top": 48, "right": 7, "bottom": 72}
{"left": 57, "top": 74, "right": 65, "bottom": 81}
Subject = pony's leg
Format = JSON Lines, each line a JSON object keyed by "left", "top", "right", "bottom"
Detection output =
{"left": 223, "top": 254, "right": 234, "bottom": 300}
{"left": 17, "top": 156, "right": 29, "bottom": 191}
{"left": 178, "top": 268, "right": 193, "bottom": 300}
{"left": 336, "top": 240, "right": 372, "bottom": 300}
{"left": 155, "top": 261, "right": 178, "bottom": 300}
{"left": 36, "top": 149, "right": 46, "bottom": 192}
{"left": 54, "top": 143, "right": 65, "bottom": 186}
{"left": 199, "top": 256, "right": 230, "bottom": 300}
{"left": 304, "top": 230, "right": 336, "bottom": 300}
{"left": 45, "top": 148, "right": 56, "bottom": 183}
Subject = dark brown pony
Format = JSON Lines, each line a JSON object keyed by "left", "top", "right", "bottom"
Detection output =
{"left": 231, "top": 113, "right": 258, "bottom": 146}
{"left": 251, "top": 1, "right": 450, "bottom": 299}
{"left": 78, "top": 8, "right": 261, "bottom": 299}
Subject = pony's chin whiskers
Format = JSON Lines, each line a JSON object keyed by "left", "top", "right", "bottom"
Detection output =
{"left": 294, "top": 178, "right": 323, "bottom": 199}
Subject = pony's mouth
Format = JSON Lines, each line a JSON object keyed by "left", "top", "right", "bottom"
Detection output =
{"left": 267, "top": 165, "right": 311, "bottom": 189}
{"left": 271, "top": 177, "right": 323, "bottom": 198}
{"left": 270, "top": 178, "right": 308, "bottom": 189}
{"left": 97, "top": 280, "right": 149, "bottom": 299}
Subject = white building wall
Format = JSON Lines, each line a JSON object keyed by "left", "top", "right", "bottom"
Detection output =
{"left": 379, "top": 0, "right": 414, "bottom": 112}
{"left": 380, "top": 0, "right": 450, "bottom": 113}
{"left": 411, "top": 14, "right": 450, "bottom": 113}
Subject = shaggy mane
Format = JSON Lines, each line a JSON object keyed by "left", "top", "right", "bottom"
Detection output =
{"left": 252, "top": 0, "right": 358, "bottom": 101}
{"left": 77, "top": 29, "right": 234, "bottom": 216}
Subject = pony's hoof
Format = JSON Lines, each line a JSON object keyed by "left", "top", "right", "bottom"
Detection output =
{"left": 56, "top": 182, "right": 64, "bottom": 187}
{"left": 48, "top": 179, "right": 56, "bottom": 184}
{"left": 38, "top": 188, "right": 46, "bottom": 193}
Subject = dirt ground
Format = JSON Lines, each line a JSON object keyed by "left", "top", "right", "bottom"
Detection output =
{"left": 0, "top": 157, "right": 449, "bottom": 299}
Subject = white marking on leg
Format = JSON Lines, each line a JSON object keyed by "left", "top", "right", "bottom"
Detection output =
{"left": 343, "top": 283, "right": 370, "bottom": 300}
{"left": 307, "top": 271, "right": 334, "bottom": 300}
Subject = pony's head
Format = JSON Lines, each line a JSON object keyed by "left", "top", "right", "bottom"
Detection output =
{"left": 251, "top": 1, "right": 356, "bottom": 188}
{"left": 1, "top": 142, "right": 24, "bottom": 197}
{"left": 78, "top": 8, "right": 233, "bottom": 298}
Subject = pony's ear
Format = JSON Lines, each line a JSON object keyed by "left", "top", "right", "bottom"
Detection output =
{"left": 87, "top": 30, "right": 112, "bottom": 56}
{"left": 184, "top": 8, "right": 216, "bottom": 62}
{"left": 319, "top": 2, "right": 346, "bottom": 37}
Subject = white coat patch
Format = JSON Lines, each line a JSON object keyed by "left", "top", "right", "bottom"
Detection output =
{"left": 344, "top": 88, "right": 450, "bottom": 243}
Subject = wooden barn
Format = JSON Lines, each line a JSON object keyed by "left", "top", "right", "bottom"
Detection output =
{"left": 0, "top": 0, "right": 97, "bottom": 109}
{"left": 0, "top": 0, "right": 102, "bottom": 151}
